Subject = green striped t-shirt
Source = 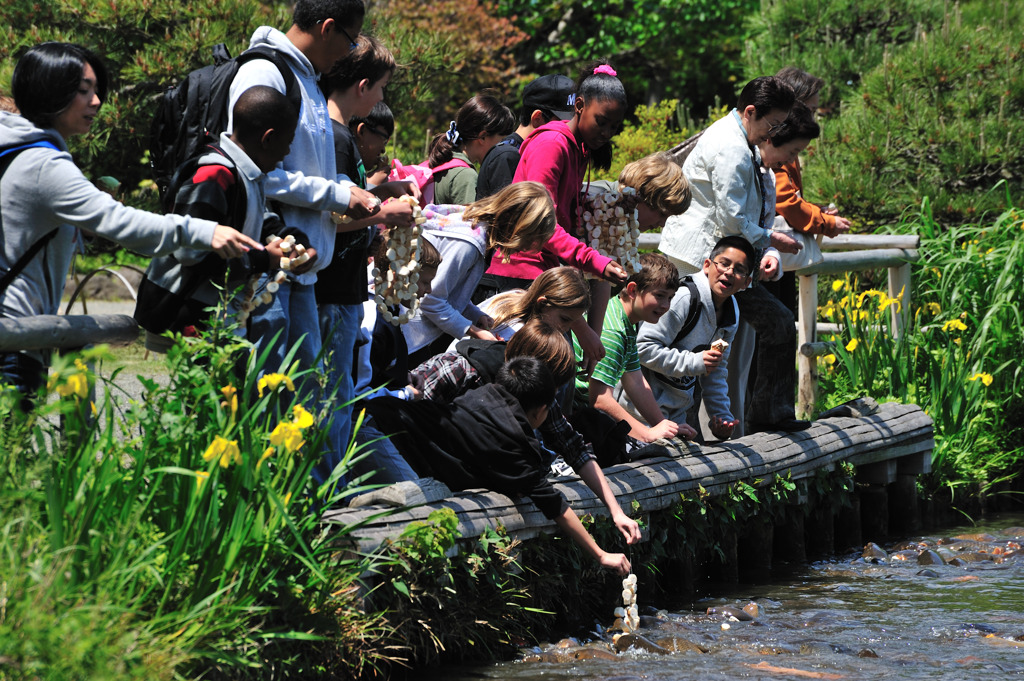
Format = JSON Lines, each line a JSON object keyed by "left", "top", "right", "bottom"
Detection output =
{"left": 574, "top": 295, "right": 640, "bottom": 398}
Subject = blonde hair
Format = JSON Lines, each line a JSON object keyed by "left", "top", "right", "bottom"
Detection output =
{"left": 489, "top": 266, "right": 589, "bottom": 329}
{"left": 618, "top": 152, "right": 691, "bottom": 216}
{"left": 505, "top": 318, "right": 576, "bottom": 387}
{"left": 463, "top": 181, "right": 555, "bottom": 263}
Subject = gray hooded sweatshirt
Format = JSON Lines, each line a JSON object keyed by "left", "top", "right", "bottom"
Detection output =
{"left": 0, "top": 112, "right": 216, "bottom": 354}
{"left": 618, "top": 269, "right": 738, "bottom": 425}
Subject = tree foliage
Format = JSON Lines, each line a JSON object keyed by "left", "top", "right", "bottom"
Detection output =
{"left": 493, "top": 0, "right": 759, "bottom": 116}
{"left": 801, "top": 2, "right": 1024, "bottom": 224}
{"left": 365, "top": 0, "right": 527, "bottom": 161}
{"left": 1, "top": 0, "right": 291, "bottom": 206}
{"left": 743, "top": 0, "right": 945, "bottom": 113}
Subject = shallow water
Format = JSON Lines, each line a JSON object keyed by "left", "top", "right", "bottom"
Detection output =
{"left": 433, "top": 513, "right": 1024, "bottom": 680}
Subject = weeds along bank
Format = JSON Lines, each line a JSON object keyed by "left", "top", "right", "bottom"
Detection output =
{"left": 813, "top": 198, "right": 1024, "bottom": 508}
{"left": 0, "top": 329, "right": 860, "bottom": 679}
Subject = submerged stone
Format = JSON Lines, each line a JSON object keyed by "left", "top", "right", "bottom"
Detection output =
{"left": 707, "top": 605, "right": 754, "bottom": 621}
{"left": 917, "top": 549, "right": 946, "bottom": 566}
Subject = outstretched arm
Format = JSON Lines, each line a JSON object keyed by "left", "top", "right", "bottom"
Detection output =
{"left": 553, "top": 506, "right": 631, "bottom": 575}
{"left": 576, "top": 459, "right": 641, "bottom": 544}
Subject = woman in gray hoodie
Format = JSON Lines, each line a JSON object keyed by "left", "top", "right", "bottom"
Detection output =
{"left": 0, "top": 42, "right": 261, "bottom": 397}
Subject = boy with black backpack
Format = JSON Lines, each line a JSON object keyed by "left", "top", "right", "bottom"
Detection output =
{"left": 135, "top": 86, "right": 302, "bottom": 348}
{"left": 621, "top": 236, "right": 753, "bottom": 442}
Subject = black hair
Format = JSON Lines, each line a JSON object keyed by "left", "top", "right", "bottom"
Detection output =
{"left": 351, "top": 100, "right": 395, "bottom": 137}
{"left": 769, "top": 101, "right": 820, "bottom": 147}
{"left": 12, "top": 42, "right": 109, "bottom": 130}
{"left": 710, "top": 236, "right": 756, "bottom": 270}
{"left": 323, "top": 33, "right": 395, "bottom": 95}
{"left": 495, "top": 356, "right": 556, "bottom": 414}
{"left": 774, "top": 67, "right": 825, "bottom": 106}
{"left": 427, "top": 92, "right": 514, "bottom": 168}
{"left": 573, "top": 61, "right": 626, "bottom": 172}
{"left": 736, "top": 76, "right": 795, "bottom": 119}
{"left": 292, "top": 0, "right": 365, "bottom": 31}
{"left": 518, "top": 103, "right": 546, "bottom": 127}
{"left": 232, "top": 85, "right": 299, "bottom": 141}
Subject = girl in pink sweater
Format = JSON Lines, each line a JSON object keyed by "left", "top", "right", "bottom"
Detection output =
{"left": 485, "top": 62, "right": 629, "bottom": 371}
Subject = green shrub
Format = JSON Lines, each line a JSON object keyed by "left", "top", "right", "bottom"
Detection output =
{"left": 743, "top": 0, "right": 945, "bottom": 112}
{"left": 803, "top": 3, "right": 1024, "bottom": 224}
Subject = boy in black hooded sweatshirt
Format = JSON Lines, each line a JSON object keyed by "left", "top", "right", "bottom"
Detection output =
{"left": 366, "top": 355, "right": 631, "bottom": 576}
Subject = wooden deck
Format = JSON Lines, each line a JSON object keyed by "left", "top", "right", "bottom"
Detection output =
{"left": 323, "top": 401, "right": 933, "bottom": 553}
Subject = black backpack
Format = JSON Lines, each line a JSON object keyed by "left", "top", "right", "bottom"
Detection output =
{"left": 149, "top": 43, "right": 300, "bottom": 210}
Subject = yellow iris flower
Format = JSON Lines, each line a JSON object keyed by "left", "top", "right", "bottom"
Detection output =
{"left": 258, "top": 373, "right": 296, "bottom": 397}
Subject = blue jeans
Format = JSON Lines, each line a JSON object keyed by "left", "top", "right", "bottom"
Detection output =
{"left": 349, "top": 414, "right": 418, "bottom": 485}
{"left": 0, "top": 351, "right": 45, "bottom": 412}
{"left": 249, "top": 279, "right": 322, "bottom": 401}
{"left": 312, "top": 302, "right": 361, "bottom": 487}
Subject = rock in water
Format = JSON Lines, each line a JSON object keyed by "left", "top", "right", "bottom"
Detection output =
{"left": 862, "top": 542, "right": 888, "bottom": 561}
{"left": 917, "top": 549, "right": 946, "bottom": 566}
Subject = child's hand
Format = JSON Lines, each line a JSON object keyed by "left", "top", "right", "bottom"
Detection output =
{"left": 599, "top": 551, "right": 631, "bottom": 576}
{"left": 378, "top": 198, "right": 416, "bottom": 228}
{"left": 475, "top": 313, "right": 494, "bottom": 330}
{"left": 676, "top": 422, "right": 698, "bottom": 440}
{"left": 345, "top": 187, "right": 383, "bottom": 220}
{"left": 290, "top": 247, "right": 318, "bottom": 275}
{"left": 709, "top": 416, "right": 738, "bottom": 440}
{"left": 603, "top": 260, "right": 629, "bottom": 285}
{"left": 702, "top": 347, "right": 723, "bottom": 372}
{"left": 210, "top": 225, "right": 263, "bottom": 259}
{"left": 612, "top": 512, "right": 642, "bottom": 545}
{"left": 759, "top": 255, "right": 779, "bottom": 281}
{"left": 573, "top": 323, "right": 605, "bottom": 376}
{"left": 645, "top": 419, "right": 679, "bottom": 442}
{"left": 467, "top": 324, "right": 499, "bottom": 342}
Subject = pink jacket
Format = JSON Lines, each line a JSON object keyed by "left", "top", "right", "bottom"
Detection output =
{"left": 485, "top": 121, "right": 612, "bottom": 279}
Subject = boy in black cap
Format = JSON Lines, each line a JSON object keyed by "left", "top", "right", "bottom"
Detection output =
{"left": 475, "top": 74, "right": 575, "bottom": 200}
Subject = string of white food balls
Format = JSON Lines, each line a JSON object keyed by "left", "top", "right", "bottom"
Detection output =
{"left": 236, "top": 234, "right": 308, "bottom": 326}
{"left": 613, "top": 573, "right": 639, "bottom": 632}
{"left": 581, "top": 188, "right": 642, "bottom": 274}
{"left": 371, "top": 196, "right": 427, "bottom": 326}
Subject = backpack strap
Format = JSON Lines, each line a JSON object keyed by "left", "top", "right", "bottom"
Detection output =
{"left": 430, "top": 157, "right": 473, "bottom": 176}
{"left": 235, "top": 46, "right": 302, "bottom": 119}
{"left": 670, "top": 276, "right": 703, "bottom": 348}
{"left": 0, "top": 141, "right": 62, "bottom": 298}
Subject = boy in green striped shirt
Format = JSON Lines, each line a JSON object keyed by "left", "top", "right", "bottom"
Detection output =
{"left": 574, "top": 253, "right": 698, "bottom": 443}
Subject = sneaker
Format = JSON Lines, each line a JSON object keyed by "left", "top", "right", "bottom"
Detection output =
{"left": 549, "top": 455, "right": 574, "bottom": 477}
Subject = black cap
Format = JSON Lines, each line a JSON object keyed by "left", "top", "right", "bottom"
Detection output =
{"left": 522, "top": 74, "right": 576, "bottom": 121}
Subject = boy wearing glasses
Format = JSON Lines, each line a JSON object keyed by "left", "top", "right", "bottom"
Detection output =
{"left": 658, "top": 75, "right": 811, "bottom": 434}
{"left": 624, "top": 236, "right": 754, "bottom": 442}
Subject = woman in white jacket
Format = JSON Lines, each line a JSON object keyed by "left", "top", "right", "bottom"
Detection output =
{"left": 0, "top": 42, "right": 260, "bottom": 397}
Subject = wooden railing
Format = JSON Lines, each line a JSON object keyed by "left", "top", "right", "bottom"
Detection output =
{"left": 637, "top": 232, "right": 920, "bottom": 418}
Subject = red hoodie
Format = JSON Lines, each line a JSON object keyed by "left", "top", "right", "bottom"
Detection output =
{"left": 485, "top": 120, "right": 612, "bottom": 279}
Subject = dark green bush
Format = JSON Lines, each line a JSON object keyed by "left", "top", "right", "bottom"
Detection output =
{"left": 806, "top": 3, "right": 1024, "bottom": 224}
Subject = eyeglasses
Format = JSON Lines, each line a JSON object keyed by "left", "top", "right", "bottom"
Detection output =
{"left": 338, "top": 24, "right": 360, "bottom": 51}
{"left": 711, "top": 258, "right": 750, "bottom": 278}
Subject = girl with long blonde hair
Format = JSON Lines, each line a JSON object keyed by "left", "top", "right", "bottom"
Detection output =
{"left": 402, "top": 181, "right": 556, "bottom": 365}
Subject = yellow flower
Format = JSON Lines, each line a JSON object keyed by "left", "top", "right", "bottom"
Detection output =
{"left": 269, "top": 422, "right": 305, "bottom": 453}
{"left": 258, "top": 373, "right": 296, "bottom": 397}
{"left": 292, "top": 404, "right": 314, "bottom": 429}
{"left": 203, "top": 435, "right": 242, "bottom": 468}
{"left": 832, "top": 279, "right": 845, "bottom": 292}
{"left": 55, "top": 372, "right": 89, "bottom": 399}
{"left": 968, "top": 372, "right": 993, "bottom": 387}
{"left": 925, "top": 302, "right": 941, "bottom": 315}
{"left": 90, "top": 401, "right": 98, "bottom": 416}
{"left": 823, "top": 353, "right": 836, "bottom": 365}
{"left": 73, "top": 358, "right": 88, "bottom": 372}
{"left": 257, "top": 446, "right": 275, "bottom": 470}
{"left": 195, "top": 470, "right": 210, "bottom": 490}
{"left": 942, "top": 319, "right": 968, "bottom": 332}
{"left": 846, "top": 338, "right": 860, "bottom": 352}
{"left": 220, "top": 385, "right": 238, "bottom": 416}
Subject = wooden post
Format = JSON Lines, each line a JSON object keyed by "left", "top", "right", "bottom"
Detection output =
{"left": 834, "top": 492, "right": 862, "bottom": 552}
{"left": 858, "top": 484, "right": 890, "bottom": 541}
{"left": 888, "top": 474, "right": 921, "bottom": 535}
{"left": 887, "top": 263, "right": 912, "bottom": 337}
{"left": 737, "top": 515, "right": 773, "bottom": 581}
{"left": 796, "top": 273, "right": 818, "bottom": 418}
